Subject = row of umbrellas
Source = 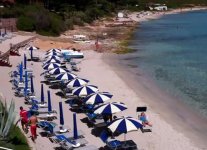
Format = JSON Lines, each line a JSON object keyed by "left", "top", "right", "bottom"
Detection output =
{"left": 41, "top": 48, "right": 143, "bottom": 141}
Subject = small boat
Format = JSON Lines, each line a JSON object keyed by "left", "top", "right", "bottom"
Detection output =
{"left": 61, "top": 49, "right": 84, "bottom": 61}
{"left": 72, "top": 35, "right": 91, "bottom": 43}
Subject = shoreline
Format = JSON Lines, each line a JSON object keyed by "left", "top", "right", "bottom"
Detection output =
{"left": 103, "top": 53, "right": 207, "bottom": 149}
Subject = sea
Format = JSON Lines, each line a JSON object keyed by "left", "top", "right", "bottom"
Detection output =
{"left": 128, "top": 10, "right": 207, "bottom": 118}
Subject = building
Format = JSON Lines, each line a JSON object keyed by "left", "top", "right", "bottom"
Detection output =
{"left": 148, "top": 4, "right": 167, "bottom": 11}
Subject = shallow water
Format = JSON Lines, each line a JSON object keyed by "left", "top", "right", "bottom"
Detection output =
{"left": 128, "top": 10, "right": 207, "bottom": 117}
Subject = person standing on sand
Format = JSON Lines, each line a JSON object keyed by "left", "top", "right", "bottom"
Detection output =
{"left": 19, "top": 106, "right": 28, "bottom": 133}
{"left": 29, "top": 111, "right": 38, "bottom": 142}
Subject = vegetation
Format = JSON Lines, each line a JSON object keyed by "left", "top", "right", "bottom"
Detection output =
{"left": 0, "top": 95, "right": 30, "bottom": 150}
{"left": 0, "top": 0, "right": 206, "bottom": 36}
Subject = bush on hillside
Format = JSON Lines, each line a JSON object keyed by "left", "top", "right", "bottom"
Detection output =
{"left": 16, "top": 16, "right": 35, "bottom": 31}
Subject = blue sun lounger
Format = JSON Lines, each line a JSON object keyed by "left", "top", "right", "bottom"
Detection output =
{"left": 50, "top": 134, "right": 88, "bottom": 150}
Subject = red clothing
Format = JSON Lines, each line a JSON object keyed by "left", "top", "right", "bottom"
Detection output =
{"left": 30, "top": 125, "right": 37, "bottom": 137}
{"left": 20, "top": 110, "right": 28, "bottom": 123}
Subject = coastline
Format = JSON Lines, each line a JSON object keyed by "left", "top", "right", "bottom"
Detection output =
{"left": 103, "top": 53, "right": 207, "bottom": 149}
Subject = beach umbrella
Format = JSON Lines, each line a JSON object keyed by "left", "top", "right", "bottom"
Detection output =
{"left": 67, "top": 78, "right": 89, "bottom": 88}
{"left": 94, "top": 102, "right": 127, "bottom": 115}
{"left": 55, "top": 72, "right": 77, "bottom": 81}
{"left": 49, "top": 67, "right": 68, "bottom": 75}
{"left": 59, "top": 102, "right": 64, "bottom": 126}
{"left": 24, "top": 54, "right": 27, "bottom": 69}
{"left": 73, "top": 113, "right": 78, "bottom": 139}
{"left": 27, "top": 46, "right": 39, "bottom": 51}
{"left": 83, "top": 92, "right": 113, "bottom": 105}
{"left": 24, "top": 71, "right": 28, "bottom": 96}
{"left": 46, "top": 51, "right": 61, "bottom": 56}
{"left": 41, "top": 84, "right": 44, "bottom": 103}
{"left": 27, "top": 46, "right": 39, "bottom": 60}
{"left": 108, "top": 116, "right": 143, "bottom": 141}
{"left": 19, "top": 62, "right": 23, "bottom": 82}
{"left": 43, "top": 58, "right": 61, "bottom": 65}
{"left": 43, "top": 62, "right": 61, "bottom": 70}
{"left": 47, "top": 90, "right": 52, "bottom": 112}
{"left": 47, "top": 48, "right": 61, "bottom": 53}
{"left": 30, "top": 75, "right": 34, "bottom": 94}
{"left": 45, "top": 55, "right": 61, "bottom": 60}
{"left": 72, "top": 85, "right": 99, "bottom": 97}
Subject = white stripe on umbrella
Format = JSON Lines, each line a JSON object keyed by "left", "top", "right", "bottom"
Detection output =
{"left": 94, "top": 102, "right": 127, "bottom": 115}
{"left": 67, "top": 78, "right": 89, "bottom": 88}
{"left": 55, "top": 72, "right": 77, "bottom": 80}
{"left": 43, "top": 63, "right": 61, "bottom": 70}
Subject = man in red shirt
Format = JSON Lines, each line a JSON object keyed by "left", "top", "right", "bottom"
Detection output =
{"left": 19, "top": 106, "right": 28, "bottom": 133}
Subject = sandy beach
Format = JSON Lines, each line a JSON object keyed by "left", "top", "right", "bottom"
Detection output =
{"left": 0, "top": 7, "right": 207, "bottom": 150}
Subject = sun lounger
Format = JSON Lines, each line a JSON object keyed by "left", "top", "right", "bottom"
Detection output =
{"left": 75, "top": 145, "right": 98, "bottom": 150}
{"left": 100, "top": 130, "right": 122, "bottom": 150}
{"left": 37, "top": 113, "right": 57, "bottom": 121}
{"left": 38, "top": 121, "right": 70, "bottom": 135}
{"left": 50, "top": 134, "right": 88, "bottom": 149}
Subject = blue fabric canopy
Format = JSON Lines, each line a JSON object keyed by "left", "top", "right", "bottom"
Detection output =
{"left": 24, "top": 54, "right": 27, "bottom": 69}
{"left": 47, "top": 90, "right": 52, "bottom": 112}
{"left": 94, "top": 102, "right": 127, "bottom": 115}
{"left": 108, "top": 116, "right": 143, "bottom": 135}
{"left": 59, "top": 102, "right": 64, "bottom": 125}
{"left": 41, "top": 84, "right": 44, "bottom": 103}
{"left": 30, "top": 75, "right": 34, "bottom": 94}
{"left": 83, "top": 92, "right": 113, "bottom": 105}
{"left": 73, "top": 113, "right": 78, "bottom": 139}
{"left": 72, "top": 85, "right": 98, "bottom": 97}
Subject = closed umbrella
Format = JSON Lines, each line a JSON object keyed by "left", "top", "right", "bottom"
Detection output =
{"left": 24, "top": 71, "right": 28, "bottom": 96}
{"left": 47, "top": 90, "right": 52, "bottom": 112}
{"left": 41, "top": 84, "right": 44, "bottom": 103}
{"left": 19, "top": 62, "right": 23, "bottom": 82}
{"left": 73, "top": 113, "right": 78, "bottom": 139}
{"left": 30, "top": 75, "right": 34, "bottom": 94}
{"left": 24, "top": 54, "right": 27, "bottom": 69}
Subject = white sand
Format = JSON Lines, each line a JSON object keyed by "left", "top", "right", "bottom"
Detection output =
{"left": 1, "top": 8, "right": 207, "bottom": 149}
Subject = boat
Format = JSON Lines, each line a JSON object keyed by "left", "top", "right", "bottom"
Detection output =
{"left": 72, "top": 35, "right": 91, "bottom": 43}
{"left": 61, "top": 49, "right": 84, "bottom": 61}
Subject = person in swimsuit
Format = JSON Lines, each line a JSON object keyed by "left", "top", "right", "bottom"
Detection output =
{"left": 139, "top": 112, "right": 152, "bottom": 127}
{"left": 19, "top": 106, "right": 28, "bottom": 132}
{"left": 29, "top": 111, "right": 38, "bottom": 142}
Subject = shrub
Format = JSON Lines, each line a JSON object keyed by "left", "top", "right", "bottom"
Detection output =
{"left": 16, "top": 16, "right": 35, "bottom": 31}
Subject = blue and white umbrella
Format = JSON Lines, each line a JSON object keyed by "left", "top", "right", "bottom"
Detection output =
{"left": 67, "top": 78, "right": 89, "bottom": 88}
{"left": 55, "top": 72, "right": 77, "bottom": 81}
{"left": 83, "top": 92, "right": 113, "bottom": 105}
{"left": 45, "top": 55, "right": 61, "bottom": 60}
{"left": 43, "top": 62, "right": 61, "bottom": 70}
{"left": 108, "top": 116, "right": 143, "bottom": 141}
{"left": 72, "top": 85, "right": 99, "bottom": 97}
{"left": 49, "top": 67, "right": 68, "bottom": 75}
{"left": 43, "top": 58, "right": 61, "bottom": 65}
{"left": 45, "top": 51, "right": 62, "bottom": 57}
{"left": 47, "top": 48, "right": 61, "bottom": 53}
{"left": 27, "top": 46, "right": 39, "bottom": 51}
{"left": 94, "top": 102, "right": 127, "bottom": 115}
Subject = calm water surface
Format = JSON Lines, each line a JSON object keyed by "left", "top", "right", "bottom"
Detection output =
{"left": 128, "top": 10, "right": 207, "bottom": 117}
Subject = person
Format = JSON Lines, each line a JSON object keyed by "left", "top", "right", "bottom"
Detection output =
{"left": 28, "top": 111, "right": 38, "bottom": 142}
{"left": 138, "top": 112, "right": 152, "bottom": 127}
{"left": 19, "top": 106, "right": 28, "bottom": 133}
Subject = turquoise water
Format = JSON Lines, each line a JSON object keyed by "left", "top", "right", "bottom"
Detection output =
{"left": 129, "top": 10, "right": 207, "bottom": 117}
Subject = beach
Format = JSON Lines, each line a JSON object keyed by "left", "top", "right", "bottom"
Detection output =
{"left": 0, "top": 7, "right": 207, "bottom": 150}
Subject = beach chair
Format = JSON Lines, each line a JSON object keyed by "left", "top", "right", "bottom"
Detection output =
{"left": 100, "top": 130, "right": 122, "bottom": 150}
{"left": 75, "top": 145, "right": 98, "bottom": 150}
{"left": 51, "top": 134, "right": 88, "bottom": 149}
{"left": 136, "top": 106, "right": 152, "bottom": 133}
{"left": 38, "top": 121, "right": 70, "bottom": 136}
